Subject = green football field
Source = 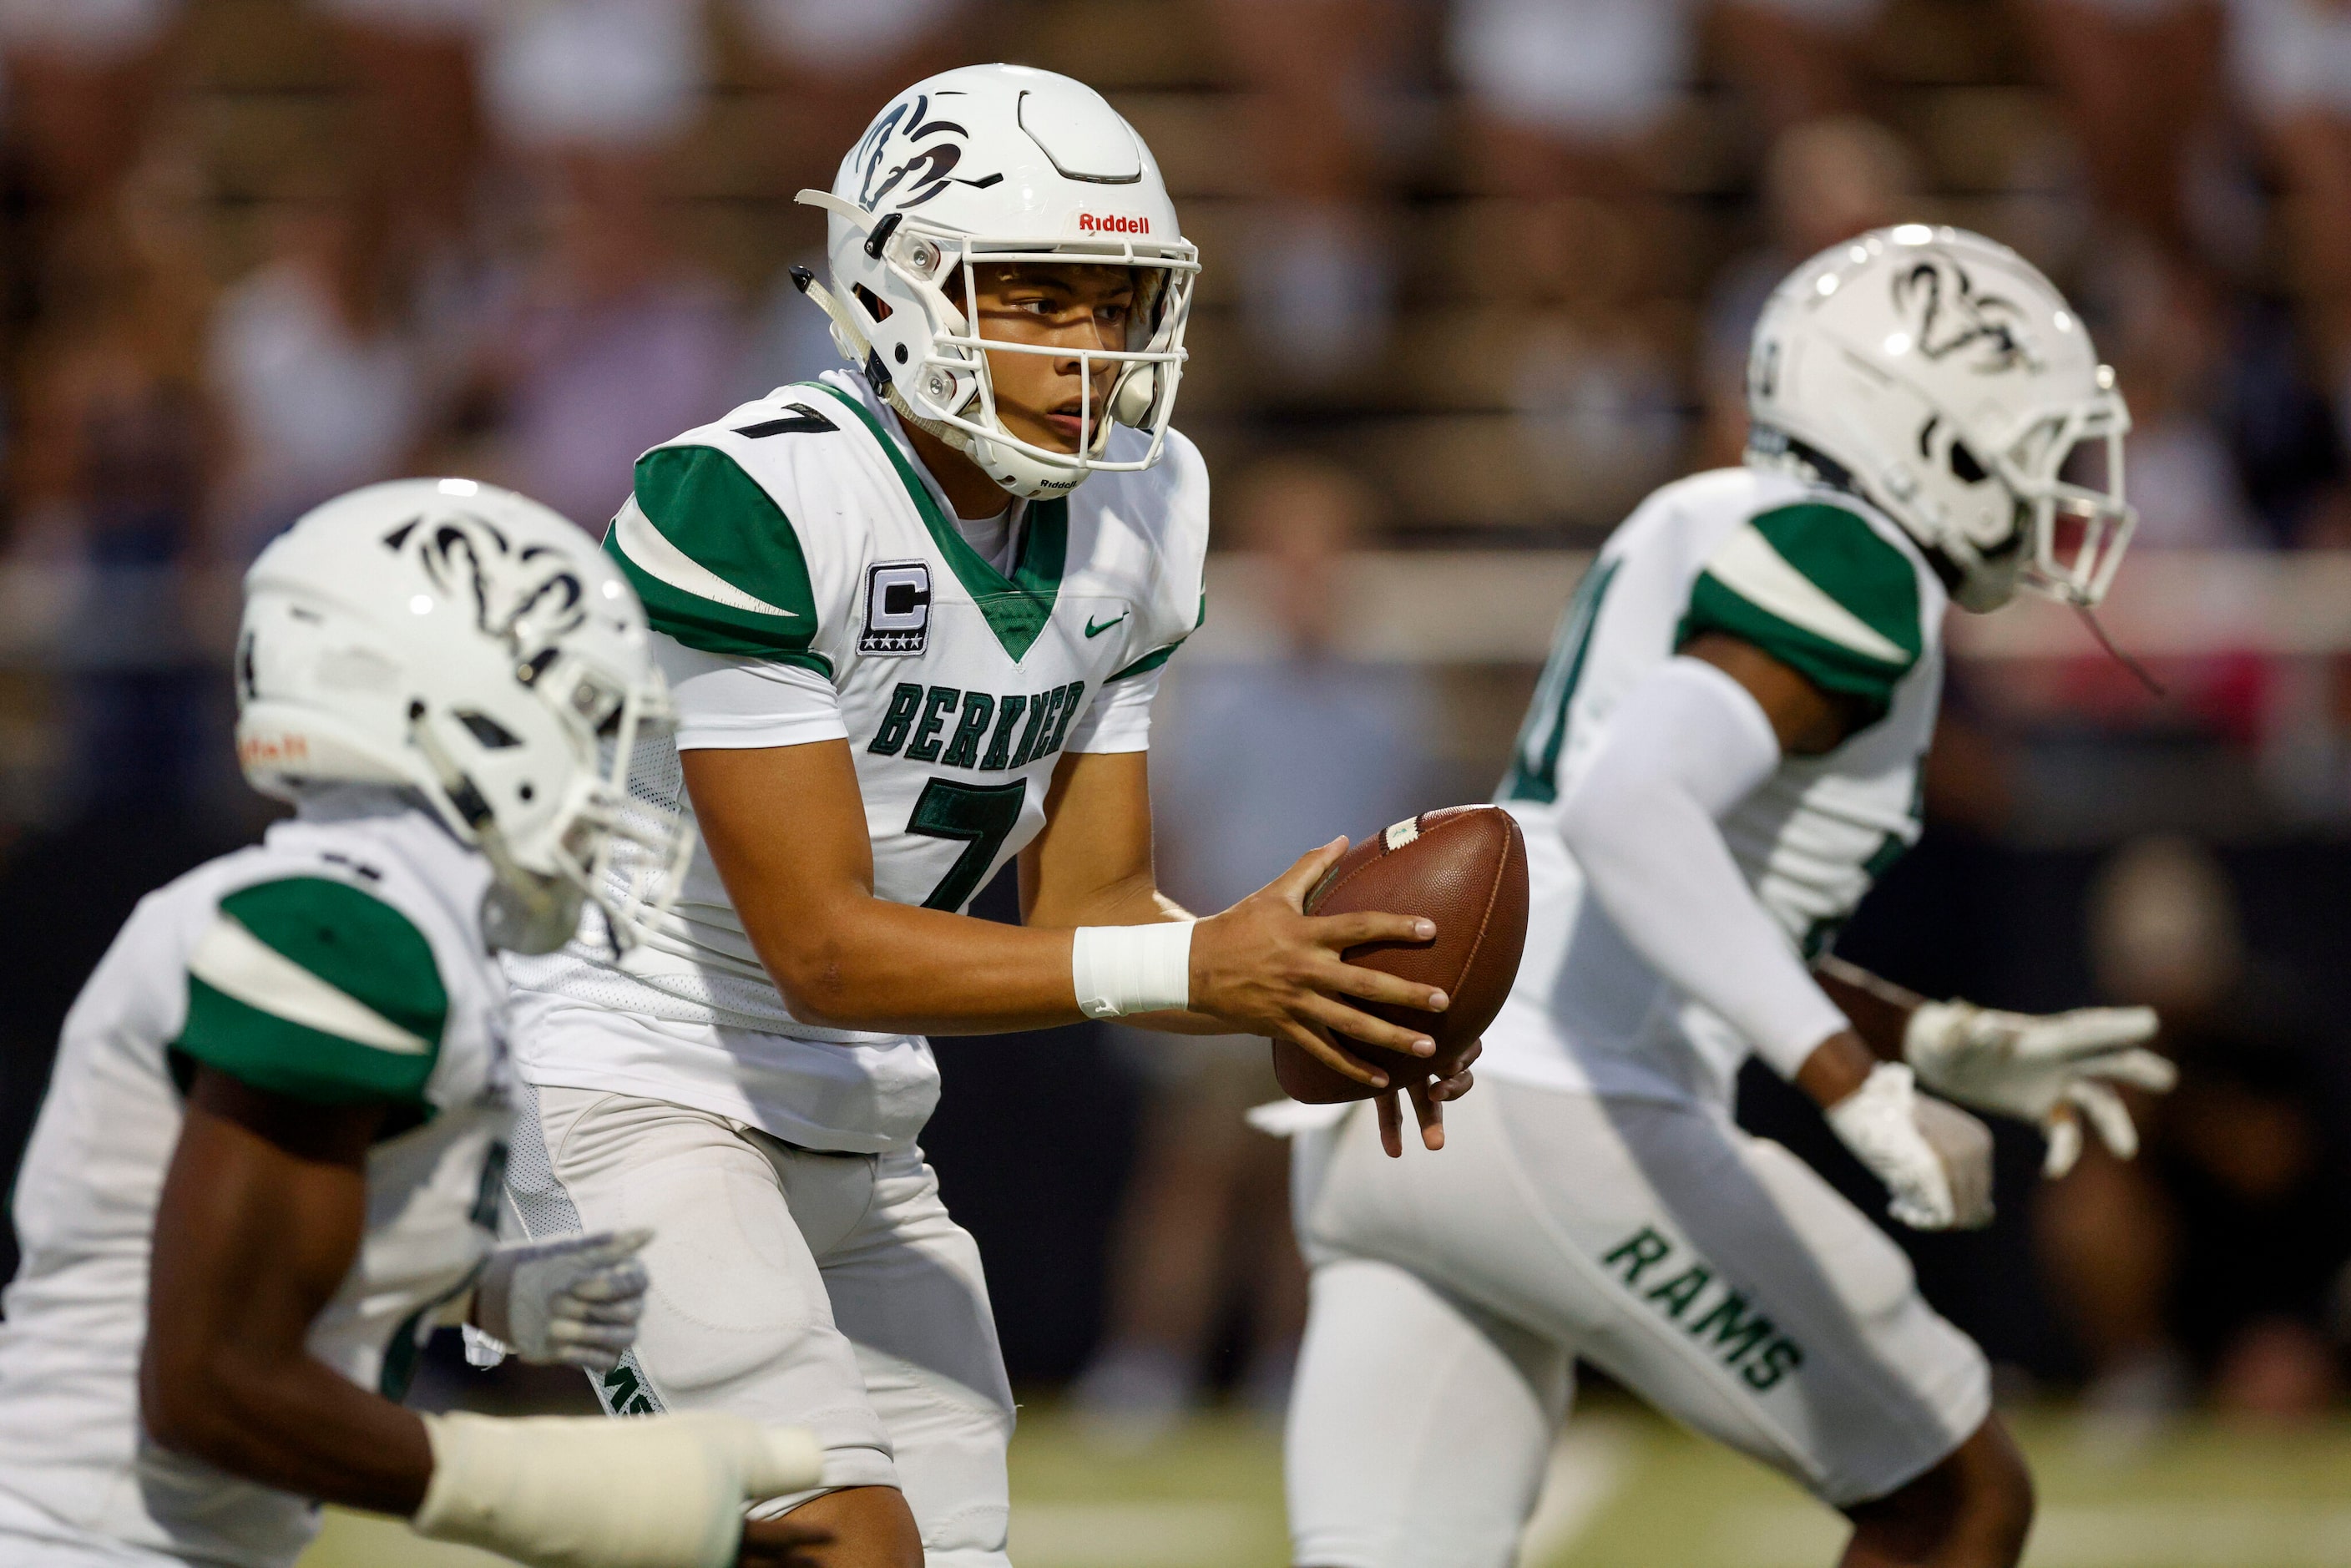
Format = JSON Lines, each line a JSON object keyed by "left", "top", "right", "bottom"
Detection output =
{"left": 301, "top": 1398, "right": 2351, "bottom": 1568}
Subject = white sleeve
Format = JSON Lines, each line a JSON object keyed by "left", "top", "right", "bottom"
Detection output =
{"left": 653, "top": 635, "right": 847, "bottom": 752}
{"left": 1063, "top": 668, "right": 1161, "bottom": 754}
{"left": 1557, "top": 656, "right": 1851, "bottom": 1079}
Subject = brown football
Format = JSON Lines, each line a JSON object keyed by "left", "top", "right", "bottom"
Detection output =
{"left": 1272, "top": 805, "right": 1530, "bottom": 1104}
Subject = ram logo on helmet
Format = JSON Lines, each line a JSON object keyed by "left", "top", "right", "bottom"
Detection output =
{"left": 389, "top": 511, "right": 592, "bottom": 651}
{"left": 1892, "top": 255, "right": 2043, "bottom": 375}
{"left": 854, "top": 93, "right": 999, "bottom": 213}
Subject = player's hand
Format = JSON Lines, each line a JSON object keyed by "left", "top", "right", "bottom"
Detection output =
{"left": 1376, "top": 1038, "right": 1480, "bottom": 1157}
{"left": 1191, "top": 838, "right": 1448, "bottom": 1090}
{"left": 1904, "top": 1000, "right": 2174, "bottom": 1176}
{"left": 1823, "top": 1062, "right": 1995, "bottom": 1231}
{"left": 473, "top": 1228, "right": 654, "bottom": 1372}
{"left": 738, "top": 1516, "right": 833, "bottom": 1566}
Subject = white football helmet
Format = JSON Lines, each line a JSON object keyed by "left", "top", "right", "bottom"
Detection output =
{"left": 236, "top": 478, "right": 693, "bottom": 955}
{"left": 1747, "top": 225, "right": 2135, "bottom": 610}
{"left": 792, "top": 63, "right": 1199, "bottom": 500}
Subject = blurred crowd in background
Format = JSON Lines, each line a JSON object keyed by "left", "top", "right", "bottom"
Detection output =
{"left": 1, "top": 0, "right": 2348, "bottom": 1455}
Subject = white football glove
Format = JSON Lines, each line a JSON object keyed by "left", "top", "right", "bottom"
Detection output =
{"left": 1904, "top": 1000, "right": 2175, "bottom": 1177}
{"left": 413, "top": 1410, "right": 823, "bottom": 1568}
{"left": 473, "top": 1229, "right": 653, "bottom": 1373}
{"left": 1824, "top": 1062, "right": 1996, "bottom": 1231}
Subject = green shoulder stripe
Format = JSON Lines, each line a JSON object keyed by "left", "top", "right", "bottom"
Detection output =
{"left": 1109, "top": 644, "right": 1178, "bottom": 681}
{"left": 608, "top": 444, "right": 831, "bottom": 674}
{"left": 175, "top": 878, "right": 448, "bottom": 1106}
{"left": 1109, "top": 584, "right": 1206, "bottom": 682}
{"left": 1678, "top": 503, "right": 1924, "bottom": 721}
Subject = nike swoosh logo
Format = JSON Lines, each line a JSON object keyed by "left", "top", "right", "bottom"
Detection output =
{"left": 1084, "top": 612, "right": 1129, "bottom": 639}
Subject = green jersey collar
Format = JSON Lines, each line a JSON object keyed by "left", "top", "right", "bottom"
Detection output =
{"left": 805, "top": 379, "right": 1068, "bottom": 663}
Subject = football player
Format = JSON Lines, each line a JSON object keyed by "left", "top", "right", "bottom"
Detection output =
{"left": 0, "top": 481, "right": 827, "bottom": 1568}
{"left": 1281, "top": 229, "right": 2178, "bottom": 1568}
{"left": 498, "top": 63, "right": 1466, "bottom": 1568}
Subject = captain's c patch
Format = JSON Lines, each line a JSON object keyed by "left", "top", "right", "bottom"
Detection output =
{"left": 862, "top": 560, "right": 932, "bottom": 655}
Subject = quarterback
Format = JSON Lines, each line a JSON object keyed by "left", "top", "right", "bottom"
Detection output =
{"left": 0, "top": 482, "right": 824, "bottom": 1568}
{"left": 1282, "top": 228, "right": 2177, "bottom": 1568}
{"left": 500, "top": 63, "right": 1464, "bottom": 1568}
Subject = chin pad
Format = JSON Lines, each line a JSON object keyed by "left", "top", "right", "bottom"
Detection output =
{"left": 1111, "top": 365, "right": 1156, "bottom": 427}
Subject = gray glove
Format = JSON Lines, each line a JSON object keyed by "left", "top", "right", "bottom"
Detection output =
{"left": 473, "top": 1229, "right": 654, "bottom": 1372}
{"left": 1905, "top": 1001, "right": 2175, "bottom": 1176}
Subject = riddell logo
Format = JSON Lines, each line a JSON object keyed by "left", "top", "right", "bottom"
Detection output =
{"left": 1078, "top": 213, "right": 1150, "bottom": 235}
{"left": 238, "top": 734, "right": 309, "bottom": 767}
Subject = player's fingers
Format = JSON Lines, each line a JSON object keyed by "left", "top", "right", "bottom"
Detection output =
{"left": 2085, "top": 1048, "right": 2178, "bottom": 1093}
{"left": 1268, "top": 839, "right": 1350, "bottom": 910}
{"left": 566, "top": 1262, "right": 652, "bottom": 1302}
{"left": 570, "top": 1290, "right": 648, "bottom": 1324}
{"left": 567, "top": 1319, "right": 638, "bottom": 1348}
{"left": 1312, "top": 953, "right": 1448, "bottom": 1014}
{"left": 1309, "top": 909, "right": 1438, "bottom": 951}
{"left": 2070, "top": 1080, "right": 2139, "bottom": 1161}
{"left": 1408, "top": 1076, "right": 1445, "bottom": 1151}
{"left": 2019, "top": 1006, "right": 2161, "bottom": 1060}
{"left": 545, "top": 1328, "right": 633, "bottom": 1370}
{"left": 1428, "top": 1068, "right": 1475, "bottom": 1103}
{"left": 1375, "top": 1089, "right": 1404, "bottom": 1158}
{"left": 1301, "top": 994, "right": 1435, "bottom": 1058}
{"left": 2041, "top": 1105, "right": 2083, "bottom": 1179}
{"left": 1278, "top": 1019, "right": 1388, "bottom": 1088}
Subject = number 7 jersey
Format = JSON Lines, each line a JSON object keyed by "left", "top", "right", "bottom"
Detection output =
{"left": 505, "top": 369, "right": 1207, "bottom": 1147}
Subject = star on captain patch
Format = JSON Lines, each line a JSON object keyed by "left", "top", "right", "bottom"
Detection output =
{"left": 860, "top": 561, "right": 932, "bottom": 655}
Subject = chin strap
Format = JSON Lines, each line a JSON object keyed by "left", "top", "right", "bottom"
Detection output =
{"left": 411, "top": 707, "right": 586, "bottom": 954}
{"left": 2074, "top": 603, "right": 2167, "bottom": 698}
{"left": 788, "top": 265, "right": 872, "bottom": 369}
{"left": 787, "top": 264, "right": 978, "bottom": 461}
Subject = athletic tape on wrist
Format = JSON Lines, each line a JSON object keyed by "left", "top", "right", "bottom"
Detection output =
{"left": 1072, "top": 921, "right": 1195, "bottom": 1019}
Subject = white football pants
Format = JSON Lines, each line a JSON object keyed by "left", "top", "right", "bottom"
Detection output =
{"left": 1285, "top": 1079, "right": 1990, "bottom": 1568}
{"left": 513, "top": 1084, "right": 1015, "bottom": 1568}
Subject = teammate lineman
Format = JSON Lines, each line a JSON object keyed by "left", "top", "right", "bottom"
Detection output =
{"left": 0, "top": 481, "right": 824, "bottom": 1568}
{"left": 499, "top": 63, "right": 1467, "bottom": 1568}
{"left": 1282, "top": 228, "right": 2177, "bottom": 1568}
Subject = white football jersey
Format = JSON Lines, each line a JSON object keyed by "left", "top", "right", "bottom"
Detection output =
{"left": 508, "top": 369, "right": 1208, "bottom": 1146}
{"left": 0, "top": 804, "right": 509, "bottom": 1568}
{"left": 1481, "top": 466, "right": 1946, "bottom": 1108}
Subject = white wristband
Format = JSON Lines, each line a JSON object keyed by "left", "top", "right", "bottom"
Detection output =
{"left": 1072, "top": 921, "right": 1195, "bottom": 1019}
